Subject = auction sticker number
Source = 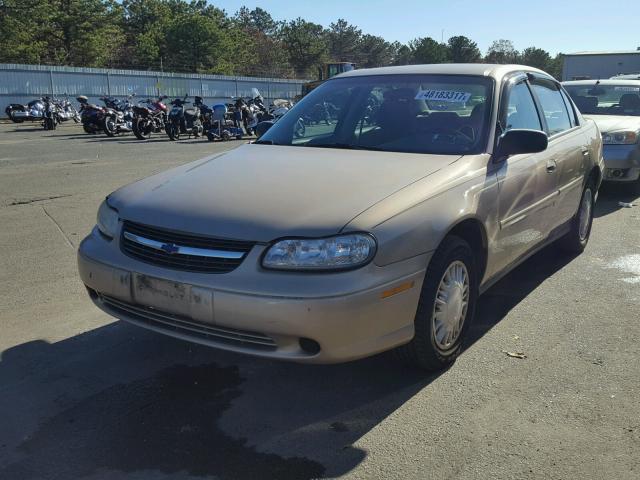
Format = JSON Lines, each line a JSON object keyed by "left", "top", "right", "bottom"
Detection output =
{"left": 415, "top": 90, "right": 471, "bottom": 102}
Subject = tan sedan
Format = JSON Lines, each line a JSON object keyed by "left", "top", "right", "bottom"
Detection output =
{"left": 78, "top": 64, "right": 603, "bottom": 370}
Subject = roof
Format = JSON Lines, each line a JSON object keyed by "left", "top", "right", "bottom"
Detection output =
{"left": 562, "top": 79, "right": 640, "bottom": 86}
{"left": 335, "top": 63, "right": 548, "bottom": 80}
{"left": 566, "top": 50, "right": 640, "bottom": 56}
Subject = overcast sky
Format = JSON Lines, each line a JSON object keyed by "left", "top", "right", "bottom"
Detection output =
{"left": 218, "top": 0, "right": 638, "bottom": 55}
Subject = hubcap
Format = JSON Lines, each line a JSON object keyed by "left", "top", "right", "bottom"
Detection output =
{"left": 578, "top": 189, "right": 593, "bottom": 241}
{"left": 432, "top": 260, "right": 469, "bottom": 350}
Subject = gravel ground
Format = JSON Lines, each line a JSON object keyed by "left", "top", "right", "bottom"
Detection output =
{"left": 0, "top": 122, "right": 638, "bottom": 480}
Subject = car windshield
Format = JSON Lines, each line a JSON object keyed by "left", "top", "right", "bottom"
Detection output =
{"left": 259, "top": 74, "right": 494, "bottom": 155}
{"left": 565, "top": 83, "right": 640, "bottom": 116}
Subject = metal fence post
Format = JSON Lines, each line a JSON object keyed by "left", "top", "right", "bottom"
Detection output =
{"left": 49, "top": 68, "right": 54, "bottom": 96}
{"left": 106, "top": 71, "right": 112, "bottom": 96}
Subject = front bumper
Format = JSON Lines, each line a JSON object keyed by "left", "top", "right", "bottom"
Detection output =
{"left": 78, "top": 227, "right": 428, "bottom": 363}
{"left": 602, "top": 144, "right": 640, "bottom": 182}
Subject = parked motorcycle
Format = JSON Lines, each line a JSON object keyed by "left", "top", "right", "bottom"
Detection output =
{"left": 78, "top": 96, "right": 106, "bottom": 134}
{"left": 206, "top": 104, "right": 243, "bottom": 142}
{"left": 5, "top": 98, "right": 46, "bottom": 123}
{"left": 102, "top": 94, "right": 135, "bottom": 136}
{"left": 132, "top": 96, "right": 168, "bottom": 140}
{"left": 53, "top": 95, "right": 80, "bottom": 125}
{"left": 165, "top": 95, "right": 203, "bottom": 141}
{"left": 42, "top": 96, "right": 58, "bottom": 130}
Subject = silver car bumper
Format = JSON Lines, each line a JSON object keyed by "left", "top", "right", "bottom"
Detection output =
{"left": 602, "top": 144, "right": 640, "bottom": 182}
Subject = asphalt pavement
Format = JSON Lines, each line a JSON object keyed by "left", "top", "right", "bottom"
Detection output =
{"left": 0, "top": 122, "right": 638, "bottom": 479}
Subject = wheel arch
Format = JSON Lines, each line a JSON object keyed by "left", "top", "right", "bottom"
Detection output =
{"left": 441, "top": 217, "right": 489, "bottom": 283}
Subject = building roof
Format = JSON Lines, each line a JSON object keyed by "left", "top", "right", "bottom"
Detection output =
{"left": 336, "top": 63, "right": 546, "bottom": 80}
{"left": 566, "top": 50, "right": 640, "bottom": 56}
{"left": 562, "top": 79, "right": 640, "bottom": 86}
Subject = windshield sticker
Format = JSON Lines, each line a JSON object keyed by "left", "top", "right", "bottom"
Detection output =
{"left": 415, "top": 90, "right": 471, "bottom": 102}
{"left": 614, "top": 86, "right": 640, "bottom": 92}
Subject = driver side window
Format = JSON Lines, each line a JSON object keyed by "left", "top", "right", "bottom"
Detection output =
{"left": 504, "top": 82, "right": 542, "bottom": 132}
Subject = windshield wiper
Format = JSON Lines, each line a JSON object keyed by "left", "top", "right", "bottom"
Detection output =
{"left": 305, "top": 143, "right": 385, "bottom": 151}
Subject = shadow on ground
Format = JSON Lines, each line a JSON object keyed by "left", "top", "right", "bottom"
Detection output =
{"left": 0, "top": 238, "right": 582, "bottom": 480}
{"left": 594, "top": 182, "right": 639, "bottom": 217}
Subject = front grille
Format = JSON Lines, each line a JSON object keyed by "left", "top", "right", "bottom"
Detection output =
{"left": 100, "top": 294, "right": 277, "bottom": 351}
{"left": 121, "top": 221, "right": 254, "bottom": 273}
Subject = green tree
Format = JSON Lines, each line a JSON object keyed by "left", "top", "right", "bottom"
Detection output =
{"left": 0, "top": 0, "right": 50, "bottom": 64}
{"left": 280, "top": 18, "right": 328, "bottom": 77}
{"left": 234, "top": 6, "right": 278, "bottom": 35}
{"left": 447, "top": 36, "right": 481, "bottom": 63}
{"left": 485, "top": 39, "right": 519, "bottom": 64}
{"left": 326, "top": 18, "right": 361, "bottom": 61}
{"left": 410, "top": 37, "right": 449, "bottom": 64}
{"left": 390, "top": 41, "right": 413, "bottom": 65}
{"left": 357, "top": 34, "right": 394, "bottom": 68}
{"left": 520, "top": 47, "right": 552, "bottom": 71}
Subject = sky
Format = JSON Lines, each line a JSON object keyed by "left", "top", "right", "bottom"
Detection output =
{"left": 216, "top": 0, "right": 639, "bottom": 56}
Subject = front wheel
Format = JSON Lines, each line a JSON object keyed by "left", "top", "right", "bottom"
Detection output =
{"left": 395, "top": 236, "right": 478, "bottom": 371}
{"left": 559, "top": 180, "right": 595, "bottom": 253}
{"left": 103, "top": 116, "right": 117, "bottom": 137}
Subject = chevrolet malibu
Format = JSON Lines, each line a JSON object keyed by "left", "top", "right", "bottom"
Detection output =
{"left": 79, "top": 64, "right": 603, "bottom": 371}
{"left": 563, "top": 79, "right": 640, "bottom": 185}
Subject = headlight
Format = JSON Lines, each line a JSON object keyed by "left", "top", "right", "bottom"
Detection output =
{"left": 602, "top": 131, "right": 638, "bottom": 145}
{"left": 97, "top": 199, "right": 119, "bottom": 239}
{"left": 262, "top": 233, "right": 377, "bottom": 271}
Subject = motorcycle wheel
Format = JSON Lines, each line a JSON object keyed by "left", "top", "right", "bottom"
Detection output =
{"left": 103, "top": 116, "right": 116, "bottom": 137}
{"left": 206, "top": 131, "right": 216, "bottom": 142}
{"left": 82, "top": 124, "right": 94, "bottom": 134}
{"left": 43, "top": 118, "right": 53, "bottom": 130}
{"left": 193, "top": 124, "right": 203, "bottom": 138}
{"left": 165, "top": 122, "right": 180, "bottom": 141}
{"left": 133, "top": 118, "right": 151, "bottom": 140}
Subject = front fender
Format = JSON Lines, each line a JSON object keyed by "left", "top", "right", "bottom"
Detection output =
{"left": 344, "top": 155, "right": 499, "bottom": 267}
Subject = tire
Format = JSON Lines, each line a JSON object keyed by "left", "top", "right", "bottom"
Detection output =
{"left": 103, "top": 116, "right": 116, "bottom": 137}
{"left": 206, "top": 131, "right": 216, "bottom": 142}
{"left": 165, "top": 122, "right": 180, "bottom": 141}
{"left": 395, "top": 236, "right": 478, "bottom": 371}
{"left": 133, "top": 118, "right": 151, "bottom": 140}
{"left": 559, "top": 179, "right": 595, "bottom": 253}
{"left": 82, "top": 124, "right": 94, "bottom": 134}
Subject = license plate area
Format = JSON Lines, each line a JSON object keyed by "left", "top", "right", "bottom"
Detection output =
{"left": 132, "top": 274, "right": 213, "bottom": 322}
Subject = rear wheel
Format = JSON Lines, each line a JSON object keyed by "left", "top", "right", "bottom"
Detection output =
{"left": 559, "top": 179, "right": 595, "bottom": 253}
{"left": 395, "top": 236, "right": 478, "bottom": 371}
{"left": 133, "top": 118, "right": 151, "bottom": 140}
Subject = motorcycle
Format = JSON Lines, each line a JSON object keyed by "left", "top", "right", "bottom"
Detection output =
{"left": 42, "top": 96, "right": 57, "bottom": 130}
{"left": 165, "top": 95, "right": 203, "bottom": 141}
{"left": 5, "top": 98, "right": 46, "bottom": 123}
{"left": 102, "top": 94, "right": 135, "bottom": 137}
{"left": 132, "top": 95, "right": 168, "bottom": 140}
{"left": 78, "top": 96, "right": 106, "bottom": 134}
{"left": 53, "top": 95, "right": 80, "bottom": 125}
{"left": 206, "top": 104, "right": 244, "bottom": 142}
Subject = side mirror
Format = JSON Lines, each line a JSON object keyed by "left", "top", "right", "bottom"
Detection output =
{"left": 495, "top": 129, "right": 548, "bottom": 159}
{"left": 255, "top": 121, "right": 275, "bottom": 139}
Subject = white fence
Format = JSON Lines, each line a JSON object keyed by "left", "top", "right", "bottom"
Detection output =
{"left": 0, "top": 64, "right": 307, "bottom": 116}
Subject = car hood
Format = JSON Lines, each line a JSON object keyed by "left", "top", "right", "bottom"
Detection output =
{"left": 110, "top": 144, "right": 459, "bottom": 242}
{"left": 584, "top": 114, "right": 640, "bottom": 133}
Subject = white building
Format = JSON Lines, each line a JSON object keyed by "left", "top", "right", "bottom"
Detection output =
{"left": 562, "top": 50, "right": 640, "bottom": 81}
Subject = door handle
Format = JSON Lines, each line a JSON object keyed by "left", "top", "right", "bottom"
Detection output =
{"left": 546, "top": 161, "right": 557, "bottom": 173}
